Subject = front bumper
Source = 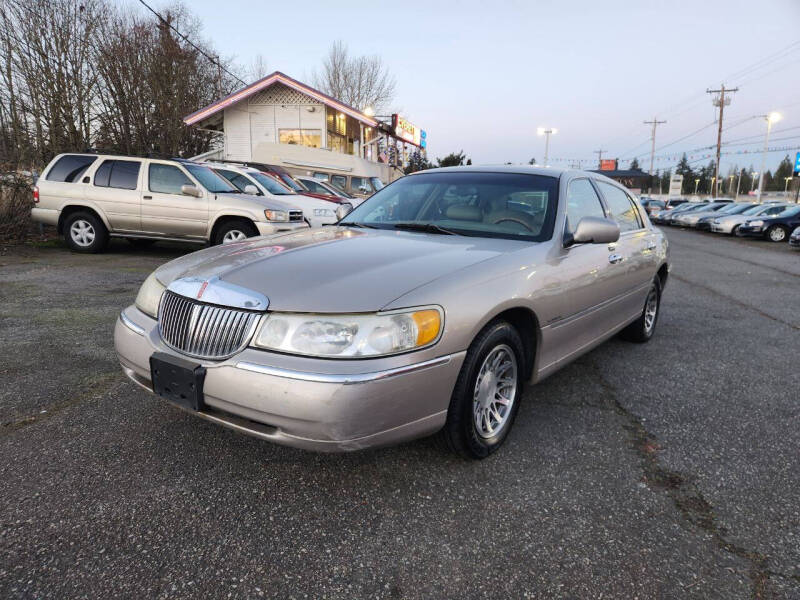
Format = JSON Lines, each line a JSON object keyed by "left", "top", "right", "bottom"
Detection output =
{"left": 115, "top": 306, "right": 464, "bottom": 452}
{"left": 736, "top": 225, "right": 764, "bottom": 237}
{"left": 789, "top": 235, "right": 800, "bottom": 247}
{"left": 256, "top": 221, "right": 309, "bottom": 235}
{"left": 710, "top": 223, "right": 732, "bottom": 234}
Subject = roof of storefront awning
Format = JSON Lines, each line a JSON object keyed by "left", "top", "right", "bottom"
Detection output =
{"left": 183, "top": 71, "right": 378, "bottom": 128}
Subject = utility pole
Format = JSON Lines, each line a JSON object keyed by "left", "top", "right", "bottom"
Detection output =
{"left": 644, "top": 117, "right": 666, "bottom": 176}
{"left": 215, "top": 55, "right": 223, "bottom": 97}
{"left": 594, "top": 148, "right": 607, "bottom": 169}
{"left": 707, "top": 84, "right": 738, "bottom": 198}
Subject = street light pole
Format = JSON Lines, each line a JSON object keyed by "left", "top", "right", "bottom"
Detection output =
{"left": 694, "top": 178, "right": 700, "bottom": 194}
{"left": 537, "top": 127, "right": 558, "bottom": 167}
{"left": 751, "top": 172, "right": 759, "bottom": 194}
{"left": 757, "top": 112, "right": 782, "bottom": 202}
{"left": 784, "top": 176, "right": 792, "bottom": 193}
{"left": 736, "top": 170, "right": 742, "bottom": 199}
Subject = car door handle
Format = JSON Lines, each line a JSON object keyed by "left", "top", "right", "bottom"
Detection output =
{"left": 143, "top": 195, "right": 152, "bottom": 199}
{"left": 608, "top": 253, "right": 624, "bottom": 264}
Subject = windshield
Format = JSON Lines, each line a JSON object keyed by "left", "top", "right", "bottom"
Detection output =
{"left": 718, "top": 203, "right": 750, "bottom": 214}
{"left": 778, "top": 206, "right": 800, "bottom": 217}
{"left": 252, "top": 172, "right": 294, "bottom": 195}
{"left": 185, "top": 164, "right": 238, "bottom": 193}
{"left": 370, "top": 177, "right": 385, "bottom": 191}
{"left": 340, "top": 172, "right": 559, "bottom": 242}
{"left": 741, "top": 205, "right": 767, "bottom": 215}
{"left": 278, "top": 173, "right": 304, "bottom": 192}
{"left": 326, "top": 181, "right": 353, "bottom": 198}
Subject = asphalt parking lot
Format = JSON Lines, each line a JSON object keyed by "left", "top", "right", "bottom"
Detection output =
{"left": 1, "top": 229, "right": 798, "bottom": 599}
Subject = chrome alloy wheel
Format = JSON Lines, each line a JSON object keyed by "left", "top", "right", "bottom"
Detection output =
{"left": 644, "top": 286, "right": 658, "bottom": 333}
{"left": 70, "top": 219, "right": 95, "bottom": 247}
{"left": 473, "top": 344, "right": 518, "bottom": 439}
{"left": 769, "top": 227, "right": 786, "bottom": 242}
{"left": 222, "top": 229, "right": 248, "bottom": 244}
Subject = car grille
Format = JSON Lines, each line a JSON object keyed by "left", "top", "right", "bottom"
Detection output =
{"left": 289, "top": 210, "right": 303, "bottom": 222}
{"left": 158, "top": 291, "right": 260, "bottom": 360}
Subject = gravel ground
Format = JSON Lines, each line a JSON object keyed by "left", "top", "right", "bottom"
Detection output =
{"left": 0, "top": 231, "right": 798, "bottom": 599}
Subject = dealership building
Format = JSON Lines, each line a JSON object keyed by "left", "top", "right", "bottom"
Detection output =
{"left": 184, "top": 71, "right": 425, "bottom": 183}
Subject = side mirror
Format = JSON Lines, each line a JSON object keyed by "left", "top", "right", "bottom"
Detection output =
{"left": 244, "top": 184, "right": 259, "bottom": 196}
{"left": 567, "top": 216, "right": 620, "bottom": 246}
{"left": 181, "top": 184, "right": 202, "bottom": 198}
{"left": 336, "top": 202, "right": 353, "bottom": 221}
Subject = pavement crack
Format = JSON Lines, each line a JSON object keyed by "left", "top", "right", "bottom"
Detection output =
{"left": 586, "top": 360, "right": 775, "bottom": 599}
{"left": 0, "top": 372, "right": 123, "bottom": 434}
{"left": 671, "top": 273, "right": 799, "bottom": 331}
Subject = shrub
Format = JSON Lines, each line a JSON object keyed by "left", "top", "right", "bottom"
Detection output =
{"left": 0, "top": 174, "right": 35, "bottom": 244}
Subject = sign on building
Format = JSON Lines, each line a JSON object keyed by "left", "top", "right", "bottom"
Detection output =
{"left": 668, "top": 174, "right": 684, "bottom": 198}
{"left": 392, "top": 114, "right": 426, "bottom": 148}
{"left": 600, "top": 159, "right": 617, "bottom": 171}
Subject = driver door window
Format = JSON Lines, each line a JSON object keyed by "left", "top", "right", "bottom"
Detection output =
{"left": 566, "top": 179, "right": 606, "bottom": 233}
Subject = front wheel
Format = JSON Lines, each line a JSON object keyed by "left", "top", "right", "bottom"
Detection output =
{"left": 766, "top": 225, "right": 788, "bottom": 243}
{"left": 64, "top": 211, "right": 109, "bottom": 253}
{"left": 212, "top": 219, "right": 258, "bottom": 246}
{"left": 440, "top": 321, "right": 525, "bottom": 459}
{"left": 620, "top": 277, "right": 661, "bottom": 343}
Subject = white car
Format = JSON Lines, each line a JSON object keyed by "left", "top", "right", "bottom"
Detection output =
{"left": 206, "top": 162, "right": 348, "bottom": 228}
{"left": 709, "top": 203, "right": 788, "bottom": 235}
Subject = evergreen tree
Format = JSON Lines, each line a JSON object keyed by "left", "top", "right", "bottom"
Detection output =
{"left": 674, "top": 154, "right": 695, "bottom": 194}
{"left": 404, "top": 150, "right": 432, "bottom": 174}
{"left": 629, "top": 157, "right": 640, "bottom": 170}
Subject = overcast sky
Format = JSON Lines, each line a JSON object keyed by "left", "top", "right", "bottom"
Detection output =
{"left": 175, "top": 0, "right": 800, "bottom": 175}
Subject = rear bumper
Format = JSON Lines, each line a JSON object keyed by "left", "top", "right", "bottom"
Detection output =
{"left": 114, "top": 306, "right": 464, "bottom": 452}
{"left": 31, "top": 207, "right": 59, "bottom": 227}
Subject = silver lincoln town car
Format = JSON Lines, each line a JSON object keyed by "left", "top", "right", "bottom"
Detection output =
{"left": 115, "top": 166, "right": 669, "bottom": 459}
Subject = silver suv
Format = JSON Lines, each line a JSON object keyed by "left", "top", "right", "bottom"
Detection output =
{"left": 31, "top": 153, "right": 308, "bottom": 253}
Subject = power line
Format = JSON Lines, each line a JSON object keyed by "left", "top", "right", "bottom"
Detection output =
{"left": 135, "top": 0, "right": 246, "bottom": 87}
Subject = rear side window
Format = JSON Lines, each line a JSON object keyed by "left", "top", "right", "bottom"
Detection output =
{"left": 566, "top": 179, "right": 606, "bottom": 232}
{"left": 596, "top": 182, "right": 643, "bottom": 232}
{"left": 46, "top": 155, "right": 97, "bottom": 182}
{"left": 331, "top": 175, "right": 347, "bottom": 190}
{"left": 94, "top": 160, "right": 140, "bottom": 190}
{"left": 149, "top": 164, "right": 192, "bottom": 194}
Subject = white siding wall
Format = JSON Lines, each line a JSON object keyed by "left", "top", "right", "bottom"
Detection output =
{"left": 223, "top": 108, "right": 251, "bottom": 161}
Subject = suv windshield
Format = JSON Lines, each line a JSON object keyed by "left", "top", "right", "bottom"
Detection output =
{"left": 185, "top": 164, "right": 238, "bottom": 193}
{"left": 340, "top": 172, "right": 559, "bottom": 242}
{"left": 252, "top": 172, "right": 294, "bottom": 195}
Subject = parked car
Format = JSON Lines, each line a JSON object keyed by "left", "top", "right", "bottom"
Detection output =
{"left": 672, "top": 201, "right": 736, "bottom": 228}
{"left": 115, "top": 166, "right": 669, "bottom": 459}
{"left": 694, "top": 202, "right": 756, "bottom": 230}
{"left": 737, "top": 205, "right": 800, "bottom": 242}
{"left": 709, "top": 203, "right": 789, "bottom": 235}
{"left": 639, "top": 198, "right": 666, "bottom": 216}
{"left": 327, "top": 173, "right": 384, "bottom": 200}
{"left": 650, "top": 201, "right": 701, "bottom": 224}
{"left": 31, "top": 153, "right": 308, "bottom": 253}
{"left": 295, "top": 176, "right": 358, "bottom": 205}
{"left": 789, "top": 226, "right": 800, "bottom": 248}
{"left": 207, "top": 163, "right": 349, "bottom": 228}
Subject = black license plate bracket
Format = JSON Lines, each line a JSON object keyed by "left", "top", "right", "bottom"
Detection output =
{"left": 150, "top": 352, "right": 206, "bottom": 411}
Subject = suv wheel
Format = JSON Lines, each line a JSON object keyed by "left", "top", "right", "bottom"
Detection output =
{"left": 766, "top": 225, "right": 787, "bottom": 242}
{"left": 213, "top": 219, "right": 258, "bottom": 245}
{"left": 64, "top": 211, "right": 109, "bottom": 253}
{"left": 620, "top": 277, "right": 661, "bottom": 343}
{"left": 440, "top": 320, "right": 524, "bottom": 459}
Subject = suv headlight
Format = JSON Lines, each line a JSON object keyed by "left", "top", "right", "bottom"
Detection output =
{"left": 252, "top": 308, "right": 442, "bottom": 357}
{"left": 313, "top": 208, "right": 335, "bottom": 217}
{"left": 135, "top": 272, "right": 166, "bottom": 318}
{"left": 264, "top": 209, "right": 288, "bottom": 222}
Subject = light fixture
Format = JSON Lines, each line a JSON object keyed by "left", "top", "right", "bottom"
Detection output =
{"left": 767, "top": 111, "right": 782, "bottom": 124}
{"left": 363, "top": 106, "right": 375, "bottom": 117}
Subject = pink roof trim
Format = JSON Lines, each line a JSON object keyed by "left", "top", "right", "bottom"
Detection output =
{"left": 183, "top": 71, "right": 378, "bottom": 128}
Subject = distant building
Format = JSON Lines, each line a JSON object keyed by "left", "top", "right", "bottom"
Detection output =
{"left": 183, "top": 71, "right": 423, "bottom": 183}
{"left": 589, "top": 159, "right": 649, "bottom": 192}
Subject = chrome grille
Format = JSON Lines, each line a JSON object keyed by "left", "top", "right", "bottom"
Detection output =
{"left": 289, "top": 210, "right": 303, "bottom": 222}
{"left": 158, "top": 291, "right": 260, "bottom": 360}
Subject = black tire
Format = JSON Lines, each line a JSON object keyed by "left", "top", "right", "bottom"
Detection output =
{"left": 127, "top": 238, "right": 156, "bottom": 248}
{"left": 439, "top": 320, "right": 525, "bottom": 459}
{"left": 766, "top": 225, "right": 788, "bottom": 243}
{"left": 731, "top": 225, "right": 741, "bottom": 236}
{"left": 212, "top": 219, "right": 258, "bottom": 246}
{"left": 620, "top": 277, "right": 662, "bottom": 343}
{"left": 63, "top": 211, "right": 109, "bottom": 253}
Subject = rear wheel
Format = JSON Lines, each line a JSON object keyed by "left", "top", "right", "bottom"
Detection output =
{"left": 63, "top": 211, "right": 109, "bottom": 253}
{"left": 440, "top": 321, "right": 525, "bottom": 459}
{"left": 766, "top": 225, "right": 788, "bottom": 242}
{"left": 213, "top": 219, "right": 258, "bottom": 246}
{"left": 620, "top": 277, "right": 661, "bottom": 343}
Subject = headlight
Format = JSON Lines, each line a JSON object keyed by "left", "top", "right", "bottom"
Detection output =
{"left": 313, "top": 208, "right": 335, "bottom": 217}
{"left": 748, "top": 220, "right": 764, "bottom": 227}
{"left": 252, "top": 308, "right": 442, "bottom": 357}
{"left": 264, "top": 209, "right": 288, "bottom": 222}
{"left": 135, "top": 272, "right": 166, "bottom": 318}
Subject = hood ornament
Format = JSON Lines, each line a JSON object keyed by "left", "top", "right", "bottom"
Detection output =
{"left": 168, "top": 276, "right": 269, "bottom": 311}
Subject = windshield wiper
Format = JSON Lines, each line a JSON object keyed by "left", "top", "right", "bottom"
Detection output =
{"left": 343, "top": 222, "right": 379, "bottom": 229}
{"left": 392, "top": 222, "right": 457, "bottom": 235}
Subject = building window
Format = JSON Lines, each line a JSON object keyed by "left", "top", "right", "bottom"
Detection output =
{"left": 328, "top": 131, "right": 347, "bottom": 154}
{"left": 279, "top": 129, "right": 322, "bottom": 148}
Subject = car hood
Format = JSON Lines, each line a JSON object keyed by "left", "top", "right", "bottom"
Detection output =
{"left": 153, "top": 227, "right": 525, "bottom": 312}
{"left": 216, "top": 192, "right": 300, "bottom": 212}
